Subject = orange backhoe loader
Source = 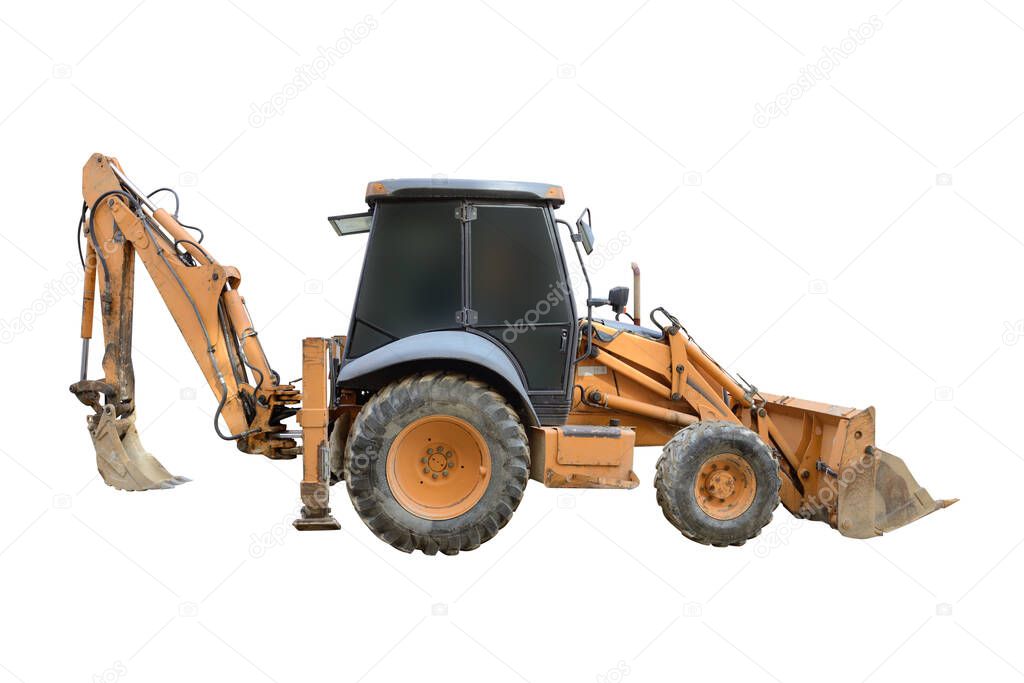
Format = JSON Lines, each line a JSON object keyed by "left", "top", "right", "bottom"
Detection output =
{"left": 71, "top": 154, "right": 954, "bottom": 554}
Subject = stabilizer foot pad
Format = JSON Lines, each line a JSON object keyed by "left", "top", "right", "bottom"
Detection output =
{"left": 293, "top": 509, "right": 341, "bottom": 531}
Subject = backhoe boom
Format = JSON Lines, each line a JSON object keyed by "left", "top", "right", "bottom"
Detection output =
{"left": 71, "top": 154, "right": 299, "bottom": 490}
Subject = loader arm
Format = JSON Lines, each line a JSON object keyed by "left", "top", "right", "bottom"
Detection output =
{"left": 569, "top": 308, "right": 955, "bottom": 538}
{"left": 71, "top": 154, "right": 300, "bottom": 489}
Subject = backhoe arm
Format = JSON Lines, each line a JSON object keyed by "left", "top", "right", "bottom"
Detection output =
{"left": 71, "top": 154, "right": 299, "bottom": 490}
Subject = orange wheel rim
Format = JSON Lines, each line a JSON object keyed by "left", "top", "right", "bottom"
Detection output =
{"left": 693, "top": 452, "right": 756, "bottom": 521}
{"left": 386, "top": 415, "right": 491, "bottom": 520}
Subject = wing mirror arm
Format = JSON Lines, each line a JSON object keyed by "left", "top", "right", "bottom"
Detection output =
{"left": 587, "top": 286, "right": 629, "bottom": 318}
{"left": 557, "top": 218, "right": 595, "bottom": 362}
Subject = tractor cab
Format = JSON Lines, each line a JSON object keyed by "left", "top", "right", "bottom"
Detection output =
{"left": 329, "top": 178, "right": 618, "bottom": 426}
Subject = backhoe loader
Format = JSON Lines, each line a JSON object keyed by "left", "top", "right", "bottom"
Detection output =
{"left": 71, "top": 154, "right": 954, "bottom": 554}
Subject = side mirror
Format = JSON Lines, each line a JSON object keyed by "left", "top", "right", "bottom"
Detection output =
{"left": 576, "top": 208, "right": 595, "bottom": 255}
{"left": 607, "top": 286, "right": 629, "bottom": 315}
{"left": 586, "top": 286, "right": 630, "bottom": 315}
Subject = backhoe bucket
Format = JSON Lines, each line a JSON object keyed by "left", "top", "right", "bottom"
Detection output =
{"left": 837, "top": 446, "right": 956, "bottom": 539}
{"left": 87, "top": 405, "right": 189, "bottom": 491}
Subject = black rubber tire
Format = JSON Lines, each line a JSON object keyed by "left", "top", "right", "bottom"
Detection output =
{"left": 654, "top": 421, "right": 780, "bottom": 547}
{"left": 344, "top": 372, "right": 530, "bottom": 555}
{"left": 327, "top": 413, "right": 350, "bottom": 486}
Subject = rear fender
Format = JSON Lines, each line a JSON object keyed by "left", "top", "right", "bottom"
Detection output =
{"left": 337, "top": 331, "right": 538, "bottom": 425}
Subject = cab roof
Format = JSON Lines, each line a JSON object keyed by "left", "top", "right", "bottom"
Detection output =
{"left": 365, "top": 178, "right": 564, "bottom": 208}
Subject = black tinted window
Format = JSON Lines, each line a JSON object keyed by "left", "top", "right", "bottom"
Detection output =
{"left": 470, "top": 205, "right": 569, "bottom": 327}
{"left": 349, "top": 200, "right": 460, "bottom": 356}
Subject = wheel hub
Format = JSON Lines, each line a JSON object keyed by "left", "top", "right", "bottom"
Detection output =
{"left": 694, "top": 452, "right": 757, "bottom": 521}
{"left": 386, "top": 415, "right": 491, "bottom": 520}
{"left": 706, "top": 470, "right": 736, "bottom": 500}
{"left": 423, "top": 446, "right": 453, "bottom": 476}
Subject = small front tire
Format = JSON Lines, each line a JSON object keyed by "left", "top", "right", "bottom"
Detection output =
{"left": 654, "top": 421, "right": 780, "bottom": 547}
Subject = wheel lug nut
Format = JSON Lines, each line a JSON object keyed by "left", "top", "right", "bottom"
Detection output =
{"left": 431, "top": 473, "right": 439, "bottom": 479}
{"left": 422, "top": 468, "right": 429, "bottom": 474}
{"left": 420, "top": 457, "right": 427, "bottom": 464}
{"left": 447, "top": 462, "right": 454, "bottom": 469}
{"left": 442, "top": 471, "right": 449, "bottom": 477}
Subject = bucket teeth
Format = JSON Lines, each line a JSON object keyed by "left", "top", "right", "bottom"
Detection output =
{"left": 87, "top": 405, "right": 187, "bottom": 492}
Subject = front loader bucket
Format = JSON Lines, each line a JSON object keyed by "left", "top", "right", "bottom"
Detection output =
{"left": 837, "top": 446, "right": 956, "bottom": 539}
{"left": 87, "top": 405, "right": 189, "bottom": 491}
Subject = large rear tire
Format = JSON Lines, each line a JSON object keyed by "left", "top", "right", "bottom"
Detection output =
{"left": 344, "top": 372, "right": 530, "bottom": 555}
{"left": 655, "top": 421, "right": 779, "bottom": 547}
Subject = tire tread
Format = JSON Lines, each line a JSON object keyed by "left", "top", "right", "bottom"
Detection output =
{"left": 345, "top": 372, "right": 530, "bottom": 555}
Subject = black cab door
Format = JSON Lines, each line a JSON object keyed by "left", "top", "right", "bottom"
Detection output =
{"left": 466, "top": 203, "right": 575, "bottom": 396}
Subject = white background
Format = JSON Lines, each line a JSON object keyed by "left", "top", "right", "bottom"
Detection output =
{"left": 0, "top": 1, "right": 1019, "bottom": 681}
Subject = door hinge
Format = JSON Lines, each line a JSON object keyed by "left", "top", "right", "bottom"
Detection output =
{"left": 455, "top": 308, "right": 478, "bottom": 326}
{"left": 455, "top": 204, "right": 477, "bottom": 221}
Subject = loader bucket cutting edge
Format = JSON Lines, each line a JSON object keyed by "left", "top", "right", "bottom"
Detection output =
{"left": 836, "top": 446, "right": 956, "bottom": 539}
{"left": 88, "top": 405, "right": 189, "bottom": 491}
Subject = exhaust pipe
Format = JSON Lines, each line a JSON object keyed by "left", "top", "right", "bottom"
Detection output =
{"left": 631, "top": 262, "right": 641, "bottom": 325}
